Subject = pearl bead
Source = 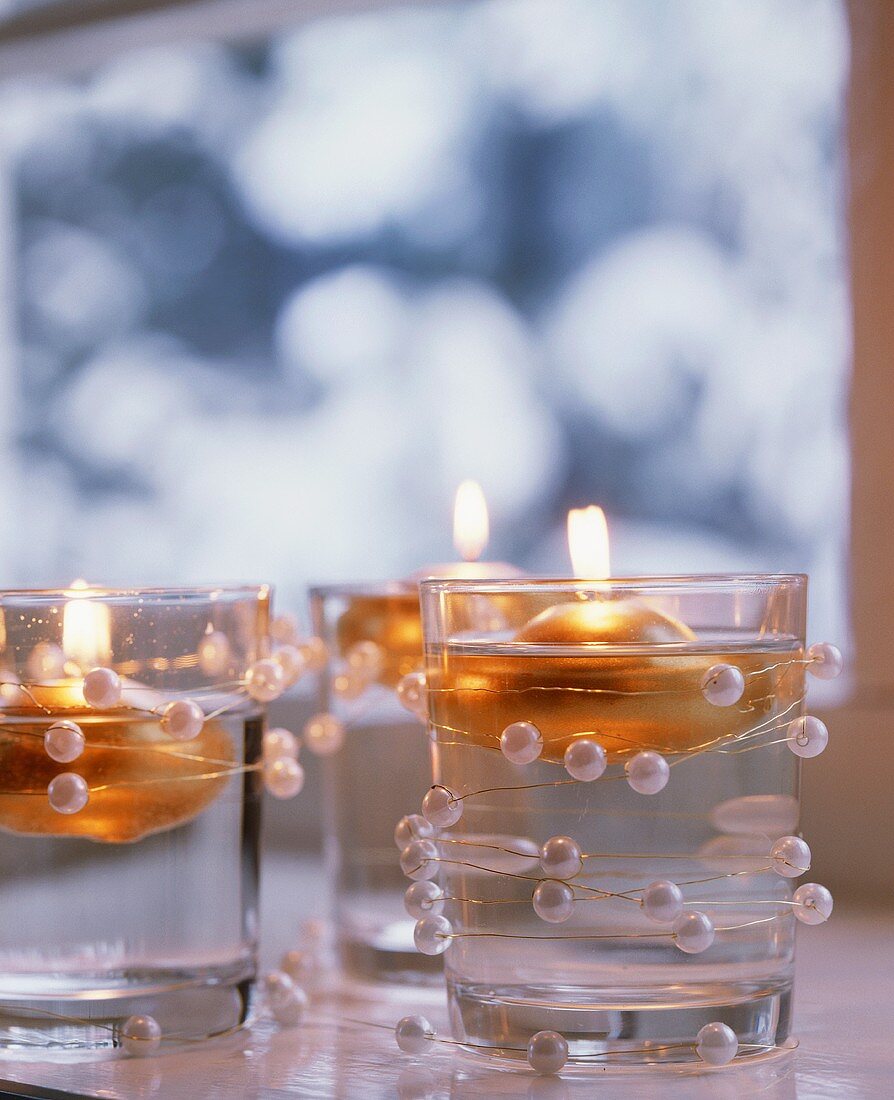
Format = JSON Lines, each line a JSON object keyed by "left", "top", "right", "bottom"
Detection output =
{"left": 246, "top": 658, "right": 285, "bottom": 702}
{"left": 347, "top": 641, "right": 384, "bottom": 678}
{"left": 533, "top": 880, "right": 575, "bottom": 924}
{"left": 271, "top": 613, "right": 300, "bottom": 645}
{"left": 696, "top": 1022, "right": 738, "bottom": 1066}
{"left": 280, "top": 948, "right": 318, "bottom": 983}
{"left": 198, "top": 630, "right": 230, "bottom": 676}
{"left": 263, "top": 727, "right": 300, "bottom": 762}
{"left": 395, "top": 1014, "right": 435, "bottom": 1054}
{"left": 414, "top": 914, "right": 452, "bottom": 955}
{"left": 625, "top": 750, "right": 670, "bottom": 795}
{"left": 771, "top": 835, "right": 811, "bottom": 877}
{"left": 263, "top": 970, "right": 295, "bottom": 1007}
{"left": 298, "top": 636, "right": 328, "bottom": 673}
{"left": 396, "top": 671, "right": 428, "bottom": 719}
{"left": 422, "top": 785, "right": 463, "bottom": 828}
{"left": 0, "top": 670, "right": 23, "bottom": 705}
{"left": 44, "top": 720, "right": 85, "bottom": 763}
{"left": 274, "top": 645, "right": 307, "bottom": 688}
{"left": 264, "top": 756, "right": 305, "bottom": 799}
{"left": 394, "top": 813, "right": 434, "bottom": 849}
{"left": 527, "top": 1030, "right": 568, "bottom": 1075}
{"left": 807, "top": 642, "right": 843, "bottom": 680}
{"left": 642, "top": 880, "right": 684, "bottom": 924}
{"left": 793, "top": 882, "right": 834, "bottom": 925}
{"left": 47, "top": 772, "right": 89, "bottom": 815}
{"left": 564, "top": 738, "right": 606, "bottom": 781}
{"left": 82, "top": 667, "right": 121, "bottom": 709}
{"left": 405, "top": 880, "right": 444, "bottom": 919}
{"left": 160, "top": 699, "right": 204, "bottom": 741}
{"left": 400, "top": 839, "right": 439, "bottom": 881}
{"left": 121, "top": 1014, "right": 161, "bottom": 1056}
{"left": 271, "top": 985, "right": 308, "bottom": 1026}
{"left": 700, "top": 663, "right": 745, "bottom": 707}
{"left": 28, "top": 642, "right": 66, "bottom": 681}
{"left": 500, "top": 721, "right": 543, "bottom": 765}
{"left": 673, "top": 910, "right": 715, "bottom": 954}
{"left": 787, "top": 716, "right": 828, "bottom": 758}
{"left": 539, "top": 836, "right": 582, "bottom": 880}
{"left": 303, "top": 713, "right": 345, "bottom": 756}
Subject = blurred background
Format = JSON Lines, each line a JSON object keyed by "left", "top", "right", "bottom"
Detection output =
{"left": 1, "top": 0, "right": 874, "bottom": 880}
{"left": 0, "top": 0, "right": 848, "bottom": 647}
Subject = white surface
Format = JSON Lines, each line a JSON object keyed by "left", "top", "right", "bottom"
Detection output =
{"left": 0, "top": 855, "right": 891, "bottom": 1099}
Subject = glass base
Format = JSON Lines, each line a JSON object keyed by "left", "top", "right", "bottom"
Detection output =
{"left": 447, "top": 977, "right": 792, "bottom": 1066}
{"left": 338, "top": 919, "right": 442, "bottom": 986}
{"left": 0, "top": 961, "right": 254, "bottom": 1052}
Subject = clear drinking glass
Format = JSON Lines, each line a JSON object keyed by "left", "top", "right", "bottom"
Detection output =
{"left": 310, "top": 583, "right": 440, "bottom": 984}
{"left": 0, "top": 585, "right": 272, "bottom": 1051}
{"left": 418, "top": 575, "right": 809, "bottom": 1065}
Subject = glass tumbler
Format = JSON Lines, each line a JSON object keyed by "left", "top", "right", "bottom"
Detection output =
{"left": 0, "top": 585, "right": 273, "bottom": 1051}
{"left": 310, "top": 583, "right": 440, "bottom": 984}
{"left": 417, "top": 576, "right": 828, "bottom": 1066}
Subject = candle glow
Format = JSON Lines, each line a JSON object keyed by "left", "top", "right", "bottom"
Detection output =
{"left": 453, "top": 481, "right": 489, "bottom": 563}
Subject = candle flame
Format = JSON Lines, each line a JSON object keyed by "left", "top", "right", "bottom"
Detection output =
{"left": 63, "top": 580, "right": 111, "bottom": 671}
{"left": 453, "top": 480, "right": 489, "bottom": 563}
{"left": 567, "top": 506, "right": 611, "bottom": 579}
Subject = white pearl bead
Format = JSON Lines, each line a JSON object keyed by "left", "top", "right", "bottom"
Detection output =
{"left": 527, "top": 1030, "right": 568, "bottom": 1075}
{"left": 500, "top": 721, "right": 543, "bottom": 765}
{"left": 263, "top": 969, "right": 296, "bottom": 1008}
{"left": 271, "top": 985, "right": 308, "bottom": 1026}
{"left": 400, "top": 839, "right": 439, "bottom": 881}
{"left": 807, "top": 642, "right": 843, "bottom": 680}
{"left": 297, "top": 637, "right": 328, "bottom": 673}
{"left": 642, "top": 880, "right": 684, "bottom": 924}
{"left": 673, "top": 910, "right": 715, "bottom": 954}
{"left": 787, "top": 716, "right": 828, "bottom": 758}
{"left": 198, "top": 630, "right": 230, "bottom": 676}
{"left": 422, "top": 785, "right": 463, "bottom": 828}
{"left": 44, "top": 720, "right": 85, "bottom": 763}
{"left": 160, "top": 699, "right": 204, "bottom": 742}
{"left": 793, "top": 882, "right": 834, "bottom": 925}
{"left": 347, "top": 641, "right": 384, "bottom": 678}
{"left": 0, "top": 670, "right": 23, "bottom": 705}
{"left": 271, "top": 613, "right": 300, "bottom": 645}
{"left": 700, "top": 663, "right": 745, "bottom": 707}
{"left": 771, "top": 835, "right": 811, "bottom": 877}
{"left": 82, "top": 667, "right": 121, "bottom": 709}
{"left": 264, "top": 756, "right": 305, "bottom": 799}
{"left": 564, "top": 738, "right": 606, "bottom": 781}
{"left": 121, "top": 1014, "right": 161, "bottom": 1056}
{"left": 696, "top": 1022, "right": 738, "bottom": 1066}
{"left": 394, "top": 813, "right": 434, "bottom": 849}
{"left": 405, "top": 880, "right": 444, "bottom": 919}
{"left": 533, "top": 880, "right": 575, "bottom": 924}
{"left": 625, "top": 750, "right": 670, "bottom": 795}
{"left": 280, "top": 948, "right": 318, "bottom": 983}
{"left": 28, "top": 642, "right": 66, "bottom": 681}
{"left": 397, "top": 671, "right": 428, "bottom": 718}
{"left": 274, "top": 645, "right": 307, "bottom": 688}
{"left": 245, "top": 658, "right": 285, "bottom": 702}
{"left": 414, "top": 914, "right": 452, "bottom": 955}
{"left": 47, "top": 772, "right": 89, "bottom": 815}
{"left": 303, "top": 713, "right": 345, "bottom": 756}
{"left": 263, "top": 727, "right": 300, "bottom": 762}
{"left": 395, "top": 1014, "right": 434, "bottom": 1054}
{"left": 539, "top": 836, "right": 582, "bottom": 880}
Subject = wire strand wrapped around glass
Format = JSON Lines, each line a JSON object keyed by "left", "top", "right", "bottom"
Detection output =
{"left": 408, "top": 575, "right": 838, "bottom": 1069}
{"left": 0, "top": 585, "right": 299, "bottom": 1052}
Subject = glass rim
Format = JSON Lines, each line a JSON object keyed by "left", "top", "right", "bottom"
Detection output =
{"left": 308, "top": 581, "right": 416, "bottom": 600}
{"left": 0, "top": 584, "right": 272, "bottom": 602}
{"left": 419, "top": 572, "right": 808, "bottom": 595}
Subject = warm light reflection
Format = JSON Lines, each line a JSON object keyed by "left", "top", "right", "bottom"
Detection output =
{"left": 63, "top": 580, "right": 111, "bottom": 671}
{"left": 567, "top": 506, "right": 610, "bottom": 578}
{"left": 453, "top": 480, "right": 489, "bottom": 563}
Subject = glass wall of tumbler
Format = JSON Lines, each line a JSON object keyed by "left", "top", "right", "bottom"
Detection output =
{"left": 414, "top": 575, "right": 825, "bottom": 1065}
{"left": 310, "top": 584, "right": 440, "bottom": 984}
